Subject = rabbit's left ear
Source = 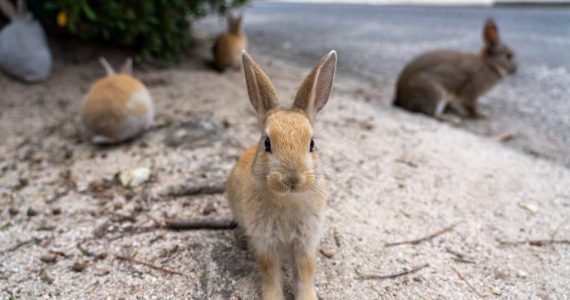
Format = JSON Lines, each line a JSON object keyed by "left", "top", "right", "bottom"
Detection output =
{"left": 483, "top": 19, "right": 500, "bottom": 47}
{"left": 120, "top": 58, "right": 133, "bottom": 75}
{"left": 0, "top": 0, "right": 16, "bottom": 20}
{"left": 17, "top": 0, "right": 27, "bottom": 14}
{"left": 293, "top": 50, "right": 337, "bottom": 123}
{"left": 99, "top": 57, "right": 116, "bottom": 76}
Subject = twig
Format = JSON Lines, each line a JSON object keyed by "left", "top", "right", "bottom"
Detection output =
{"left": 451, "top": 267, "right": 485, "bottom": 299}
{"left": 113, "top": 254, "right": 184, "bottom": 276}
{"left": 550, "top": 217, "right": 569, "bottom": 242}
{"left": 356, "top": 263, "right": 429, "bottom": 280}
{"left": 498, "top": 239, "right": 570, "bottom": 247}
{"left": 492, "top": 133, "right": 515, "bottom": 143}
{"left": 385, "top": 222, "right": 461, "bottom": 247}
{"left": 446, "top": 248, "right": 476, "bottom": 264}
{"left": 0, "top": 237, "right": 42, "bottom": 255}
{"left": 49, "top": 250, "right": 71, "bottom": 258}
{"left": 165, "top": 219, "right": 237, "bottom": 230}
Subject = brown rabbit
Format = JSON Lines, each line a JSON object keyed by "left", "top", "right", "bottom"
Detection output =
{"left": 81, "top": 57, "right": 154, "bottom": 144}
{"left": 393, "top": 19, "right": 517, "bottom": 122}
{"left": 226, "top": 50, "right": 337, "bottom": 300}
{"left": 212, "top": 14, "right": 247, "bottom": 71}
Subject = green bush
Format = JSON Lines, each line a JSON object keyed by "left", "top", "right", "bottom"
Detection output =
{"left": 33, "top": 0, "right": 248, "bottom": 64}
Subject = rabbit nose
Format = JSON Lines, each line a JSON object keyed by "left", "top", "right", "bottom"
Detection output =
{"left": 284, "top": 173, "right": 301, "bottom": 190}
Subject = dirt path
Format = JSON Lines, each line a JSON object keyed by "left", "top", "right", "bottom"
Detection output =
{"left": 0, "top": 48, "right": 569, "bottom": 299}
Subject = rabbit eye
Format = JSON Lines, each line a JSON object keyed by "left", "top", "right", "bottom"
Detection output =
{"left": 264, "top": 137, "right": 272, "bottom": 153}
{"left": 309, "top": 139, "right": 315, "bottom": 152}
{"left": 506, "top": 53, "right": 513, "bottom": 60}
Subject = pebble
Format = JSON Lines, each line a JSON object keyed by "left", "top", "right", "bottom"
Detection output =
{"left": 26, "top": 207, "right": 38, "bottom": 217}
{"left": 40, "top": 254, "right": 57, "bottom": 264}
{"left": 202, "top": 203, "right": 216, "bottom": 216}
{"left": 71, "top": 260, "right": 87, "bottom": 272}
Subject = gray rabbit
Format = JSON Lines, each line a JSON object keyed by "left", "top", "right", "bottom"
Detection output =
{"left": 0, "top": 0, "right": 52, "bottom": 82}
{"left": 394, "top": 19, "right": 517, "bottom": 122}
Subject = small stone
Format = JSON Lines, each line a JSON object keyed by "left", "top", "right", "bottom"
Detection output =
{"left": 491, "top": 287, "right": 502, "bottom": 296}
{"left": 27, "top": 207, "right": 38, "bottom": 217}
{"left": 94, "top": 252, "right": 108, "bottom": 261}
{"left": 40, "top": 254, "right": 57, "bottom": 264}
{"left": 8, "top": 207, "right": 19, "bottom": 216}
{"left": 119, "top": 167, "right": 151, "bottom": 187}
{"left": 71, "top": 260, "right": 87, "bottom": 272}
{"left": 52, "top": 208, "right": 61, "bottom": 215}
{"left": 517, "top": 202, "right": 539, "bottom": 213}
{"left": 319, "top": 248, "right": 334, "bottom": 259}
{"left": 517, "top": 270, "right": 528, "bottom": 279}
{"left": 39, "top": 269, "right": 54, "bottom": 284}
{"left": 202, "top": 203, "right": 216, "bottom": 216}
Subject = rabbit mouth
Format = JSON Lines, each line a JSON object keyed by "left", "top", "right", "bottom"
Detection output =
{"left": 266, "top": 172, "right": 312, "bottom": 194}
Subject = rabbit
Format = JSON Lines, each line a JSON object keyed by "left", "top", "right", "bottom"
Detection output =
{"left": 0, "top": 0, "right": 52, "bottom": 82}
{"left": 80, "top": 57, "right": 154, "bottom": 144}
{"left": 393, "top": 19, "right": 517, "bottom": 122}
{"left": 212, "top": 14, "right": 247, "bottom": 71}
{"left": 226, "top": 50, "right": 336, "bottom": 300}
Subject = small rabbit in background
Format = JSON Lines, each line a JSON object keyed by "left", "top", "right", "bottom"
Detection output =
{"left": 393, "top": 19, "right": 517, "bottom": 122}
{"left": 0, "top": 0, "right": 52, "bottom": 82}
{"left": 226, "top": 50, "right": 336, "bottom": 300}
{"left": 81, "top": 57, "right": 154, "bottom": 144}
{"left": 212, "top": 13, "right": 247, "bottom": 71}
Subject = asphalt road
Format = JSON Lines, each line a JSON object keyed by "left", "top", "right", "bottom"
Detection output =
{"left": 201, "top": 3, "right": 570, "bottom": 166}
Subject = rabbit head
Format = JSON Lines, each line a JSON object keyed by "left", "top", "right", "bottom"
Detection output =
{"left": 481, "top": 19, "right": 517, "bottom": 76}
{"left": 242, "top": 50, "right": 336, "bottom": 194}
{"left": 226, "top": 13, "right": 243, "bottom": 35}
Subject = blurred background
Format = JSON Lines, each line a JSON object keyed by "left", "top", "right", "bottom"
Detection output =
{"left": 6, "top": 0, "right": 567, "bottom": 165}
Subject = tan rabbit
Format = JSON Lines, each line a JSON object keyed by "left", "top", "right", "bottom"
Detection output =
{"left": 393, "top": 19, "right": 517, "bottom": 122}
{"left": 226, "top": 50, "right": 337, "bottom": 300}
{"left": 212, "top": 14, "right": 247, "bottom": 71}
{"left": 81, "top": 57, "right": 154, "bottom": 144}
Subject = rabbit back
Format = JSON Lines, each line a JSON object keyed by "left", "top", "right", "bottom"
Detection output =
{"left": 81, "top": 75, "right": 154, "bottom": 143}
{"left": 213, "top": 33, "right": 247, "bottom": 70}
{"left": 394, "top": 50, "right": 480, "bottom": 114}
{"left": 0, "top": 16, "right": 52, "bottom": 82}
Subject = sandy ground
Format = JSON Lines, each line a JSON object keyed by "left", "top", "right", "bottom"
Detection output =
{"left": 1, "top": 43, "right": 569, "bottom": 299}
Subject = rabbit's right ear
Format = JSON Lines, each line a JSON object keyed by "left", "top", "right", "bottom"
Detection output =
{"left": 16, "top": 0, "right": 27, "bottom": 14}
{"left": 242, "top": 51, "right": 279, "bottom": 129}
{"left": 99, "top": 57, "right": 116, "bottom": 76}
{"left": 483, "top": 19, "right": 499, "bottom": 47}
{"left": 120, "top": 58, "right": 133, "bottom": 75}
{"left": 0, "top": 0, "right": 16, "bottom": 20}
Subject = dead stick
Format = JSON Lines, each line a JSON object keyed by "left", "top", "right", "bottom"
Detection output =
{"left": 0, "top": 237, "right": 42, "bottom": 254}
{"left": 446, "top": 248, "right": 476, "bottom": 264}
{"left": 165, "top": 219, "right": 237, "bottom": 230}
{"left": 114, "top": 254, "right": 183, "bottom": 276}
{"left": 498, "top": 239, "right": 570, "bottom": 246}
{"left": 357, "top": 263, "right": 429, "bottom": 280}
{"left": 451, "top": 267, "right": 485, "bottom": 299}
{"left": 385, "top": 222, "right": 461, "bottom": 247}
{"left": 49, "top": 250, "right": 71, "bottom": 258}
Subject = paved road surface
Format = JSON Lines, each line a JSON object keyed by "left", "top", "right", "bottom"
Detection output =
{"left": 200, "top": 3, "right": 570, "bottom": 166}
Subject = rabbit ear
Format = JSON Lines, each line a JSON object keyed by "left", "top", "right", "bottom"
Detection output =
{"left": 99, "top": 57, "right": 115, "bottom": 76}
{"left": 293, "top": 50, "right": 337, "bottom": 123}
{"left": 236, "top": 15, "right": 243, "bottom": 29}
{"left": 483, "top": 19, "right": 499, "bottom": 47}
{"left": 242, "top": 51, "right": 280, "bottom": 129}
{"left": 16, "top": 0, "right": 26, "bottom": 14}
{"left": 0, "top": 0, "right": 16, "bottom": 20}
{"left": 120, "top": 58, "right": 133, "bottom": 75}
